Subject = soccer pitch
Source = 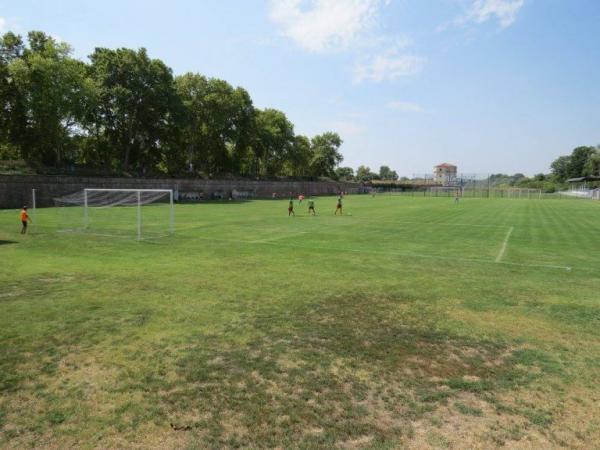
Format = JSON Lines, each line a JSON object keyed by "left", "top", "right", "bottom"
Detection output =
{"left": 1, "top": 195, "right": 599, "bottom": 448}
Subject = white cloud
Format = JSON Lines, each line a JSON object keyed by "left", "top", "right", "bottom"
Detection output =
{"left": 268, "top": 0, "right": 389, "bottom": 53}
{"left": 353, "top": 53, "right": 425, "bottom": 83}
{"left": 330, "top": 120, "right": 367, "bottom": 135}
{"left": 457, "top": 0, "right": 525, "bottom": 29}
{"left": 0, "top": 17, "right": 6, "bottom": 32}
{"left": 387, "top": 101, "right": 425, "bottom": 113}
{"left": 268, "top": 0, "right": 424, "bottom": 84}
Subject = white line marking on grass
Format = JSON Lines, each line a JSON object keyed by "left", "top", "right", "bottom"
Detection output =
{"left": 495, "top": 226, "right": 514, "bottom": 262}
{"left": 348, "top": 217, "right": 508, "bottom": 229}
{"left": 190, "top": 235, "right": 573, "bottom": 272}
{"left": 54, "top": 225, "right": 574, "bottom": 272}
{"left": 176, "top": 216, "right": 508, "bottom": 232}
{"left": 250, "top": 231, "right": 308, "bottom": 244}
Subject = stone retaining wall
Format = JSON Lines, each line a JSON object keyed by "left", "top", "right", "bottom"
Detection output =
{"left": 0, "top": 175, "right": 362, "bottom": 208}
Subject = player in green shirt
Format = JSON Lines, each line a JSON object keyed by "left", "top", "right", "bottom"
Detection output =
{"left": 288, "top": 198, "right": 295, "bottom": 216}
{"left": 335, "top": 196, "right": 343, "bottom": 215}
{"left": 308, "top": 199, "right": 316, "bottom": 216}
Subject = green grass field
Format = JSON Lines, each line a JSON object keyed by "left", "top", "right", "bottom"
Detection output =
{"left": 1, "top": 195, "right": 599, "bottom": 449}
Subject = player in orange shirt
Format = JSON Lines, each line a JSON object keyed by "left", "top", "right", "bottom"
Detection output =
{"left": 20, "top": 206, "right": 32, "bottom": 234}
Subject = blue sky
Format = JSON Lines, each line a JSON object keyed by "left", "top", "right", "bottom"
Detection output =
{"left": 2, "top": 0, "right": 599, "bottom": 176}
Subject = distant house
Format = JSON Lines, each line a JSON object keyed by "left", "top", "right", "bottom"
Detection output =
{"left": 434, "top": 163, "right": 457, "bottom": 184}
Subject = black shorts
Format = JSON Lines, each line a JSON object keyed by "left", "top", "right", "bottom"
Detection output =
{"left": 21, "top": 220, "right": 27, "bottom": 228}
{"left": 308, "top": 206, "right": 315, "bottom": 210}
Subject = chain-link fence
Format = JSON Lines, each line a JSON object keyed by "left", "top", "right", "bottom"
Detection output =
{"left": 369, "top": 173, "right": 600, "bottom": 200}
{"left": 372, "top": 186, "right": 600, "bottom": 200}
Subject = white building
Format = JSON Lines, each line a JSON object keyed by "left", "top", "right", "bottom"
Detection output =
{"left": 434, "top": 163, "right": 457, "bottom": 185}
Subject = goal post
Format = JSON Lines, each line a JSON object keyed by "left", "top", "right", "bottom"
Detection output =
{"left": 56, "top": 188, "right": 174, "bottom": 240}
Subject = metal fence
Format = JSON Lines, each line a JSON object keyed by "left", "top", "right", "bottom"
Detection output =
{"left": 373, "top": 187, "right": 600, "bottom": 200}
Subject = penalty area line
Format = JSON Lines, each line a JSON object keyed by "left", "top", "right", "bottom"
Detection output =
{"left": 250, "top": 231, "right": 308, "bottom": 244}
{"left": 495, "top": 226, "right": 514, "bottom": 263}
{"left": 190, "top": 235, "right": 573, "bottom": 272}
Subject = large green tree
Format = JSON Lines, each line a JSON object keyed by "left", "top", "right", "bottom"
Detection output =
{"left": 309, "top": 132, "right": 343, "bottom": 177}
{"left": 335, "top": 166, "right": 355, "bottom": 181}
{"left": 175, "top": 73, "right": 254, "bottom": 176}
{"left": 379, "top": 165, "right": 399, "bottom": 181}
{"left": 0, "top": 29, "right": 351, "bottom": 179}
{"left": 355, "top": 165, "right": 379, "bottom": 182}
{"left": 1, "top": 32, "right": 93, "bottom": 164}
{"left": 89, "top": 47, "right": 180, "bottom": 172}
{"left": 283, "top": 135, "right": 313, "bottom": 177}
{"left": 550, "top": 156, "right": 570, "bottom": 181}
{"left": 253, "top": 108, "right": 295, "bottom": 177}
{"left": 583, "top": 147, "right": 600, "bottom": 177}
{"left": 567, "top": 146, "right": 596, "bottom": 179}
{"left": 0, "top": 32, "right": 25, "bottom": 157}
{"left": 551, "top": 146, "right": 599, "bottom": 181}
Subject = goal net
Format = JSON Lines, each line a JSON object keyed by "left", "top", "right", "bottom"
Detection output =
{"left": 53, "top": 189, "right": 174, "bottom": 240}
{"left": 491, "top": 188, "right": 542, "bottom": 199}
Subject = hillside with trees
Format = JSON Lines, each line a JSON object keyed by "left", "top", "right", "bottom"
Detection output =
{"left": 0, "top": 31, "right": 346, "bottom": 179}
{"left": 490, "top": 145, "right": 600, "bottom": 192}
{"left": 1, "top": 31, "right": 597, "bottom": 186}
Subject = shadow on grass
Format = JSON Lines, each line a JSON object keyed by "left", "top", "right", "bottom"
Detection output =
{"left": 155, "top": 293, "right": 562, "bottom": 448}
{"left": 0, "top": 240, "right": 18, "bottom": 245}
{"left": 0, "top": 292, "right": 564, "bottom": 448}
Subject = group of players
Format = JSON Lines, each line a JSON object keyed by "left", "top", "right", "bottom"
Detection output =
{"left": 18, "top": 188, "right": 464, "bottom": 233}
{"left": 287, "top": 194, "right": 343, "bottom": 217}
{"left": 17, "top": 190, "right": 460, "bottom": 234}
{"left": 16, "top": 194, "right": 345, "bottom": 235}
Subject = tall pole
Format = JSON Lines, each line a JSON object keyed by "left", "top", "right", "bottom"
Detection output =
{"left": 169, "top": 190, "right": 174, "bottom": 235}
{"left": 137, "top": 191, "right": 142, "bottom": 241}
{"left": 32, "top": 189, "right": 36, "bottom": 231}
{"left": 84, "top": 189, "right": 89, "bottom": 229}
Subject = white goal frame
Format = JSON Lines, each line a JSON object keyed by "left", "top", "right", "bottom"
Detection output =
{"left": 83, "top": 188, "right": 174, "bottom": 240}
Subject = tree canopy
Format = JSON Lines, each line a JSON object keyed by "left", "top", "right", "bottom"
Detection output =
{"left": 378, "top": 165, "right": 399, "bottom": 181}
{"left": 550, "top": 146, "right": 600, "bottom": 182}
{"left": 0, "top": 31, "right": 348, "bottom": 179}
{"left": 488, "top": 145, "right": 600, "bottom": 193}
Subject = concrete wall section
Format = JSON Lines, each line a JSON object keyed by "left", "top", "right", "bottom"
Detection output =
{"left": 0, "top": 175, "right": 362, "bottom": 208}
